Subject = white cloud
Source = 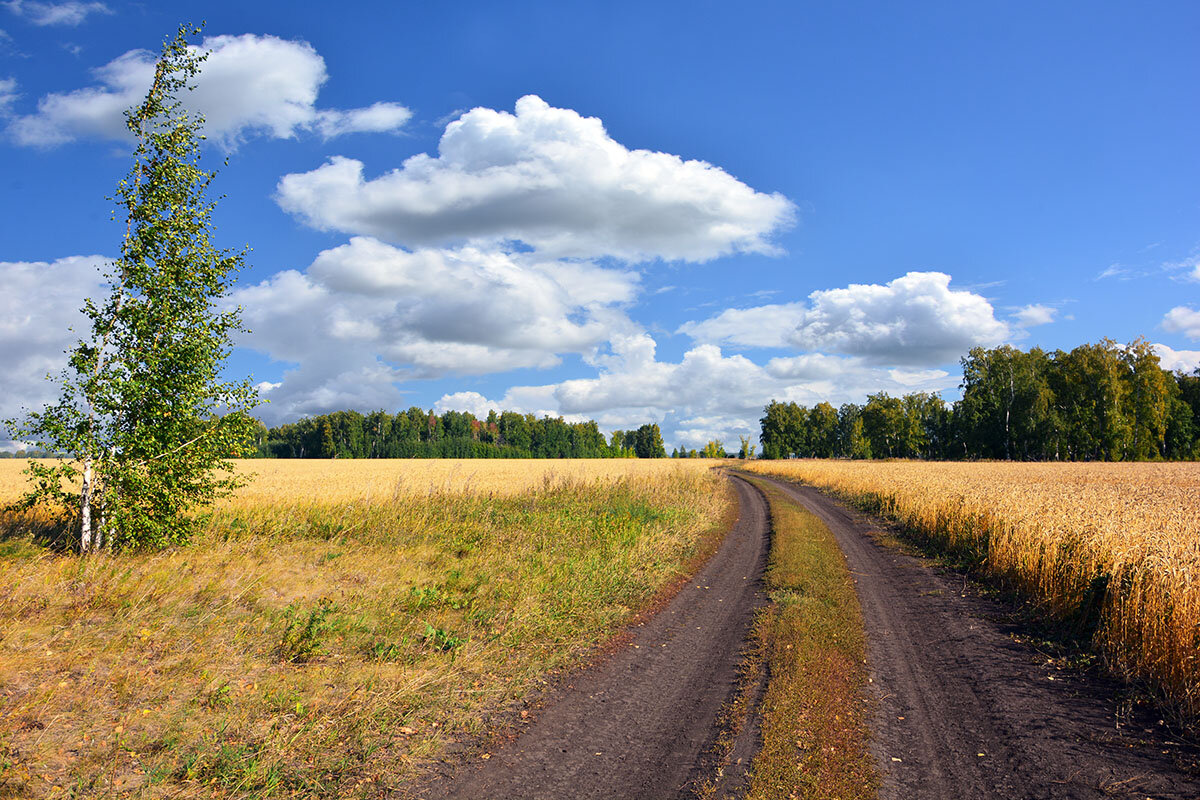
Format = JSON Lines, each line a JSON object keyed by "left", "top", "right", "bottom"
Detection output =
{"left": 8, "top": 33, "right": 410, "bottom": 148}
{"left": 434, "top": 391, "right": 497, "bottom": 419}
{"left": 1152, "top": 343, "right": 1200, "bottom": 374}
{"left": 314, "top": 101, "right": 411, "bottom": 139}
{"left": 0, "top": 255, "right": 109, "bottom": 436}
{"left": 1162, "top": 306, "right": 1200, "bottom": 340}
{"left": 231, "top": 237, "right": 641, "bottom": 424}
{"left": 1011, "top": 303, "right": 1056, "bottom": 327}
{"left": 4, "top": 1, "right": 110, "bottom": 26}
{"left": 276, "top": 95, "right": 794, "bottom": 263}
{"left": 0, "top": 76, "right": 15, "bottom": 115}
{"left": 437, "top": 332, "right": 958, "bottom": 449}
{"left": 1177, "top": 256, "right": 1200, "bottom": 282}
{"left": 682, "top": 271, "right": 1010, "bottom": 365}
{"left": 678, "top": 302, "right": 804, "bottom": 348}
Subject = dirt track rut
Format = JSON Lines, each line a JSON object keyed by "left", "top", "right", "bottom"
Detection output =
{"left": 759, "top": 475, "right": 1200, "bottom": 800}
{"left": 415, "top": 476, "right": 769, "bottom": 800}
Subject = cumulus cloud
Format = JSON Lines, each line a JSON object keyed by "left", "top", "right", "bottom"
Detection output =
{"left": 1011, "top": 303, "right": 1056, "bottom": 327}
{"left": 0, "top": 255, "right": 108, "bottom": 440}
{"left": 438, "top": 333, "right": 958, "bottom": 449}
{"left": 4, "top": 0, "right": 109, "bottom": 26}
{"left": 276, "top": 95, "right": 794, "bottom": 263}
{"left": 1153, "top": 343, "right": 1200, "bottom": 374}
{"left": 1162, "top": 306, "right": 1200, "bottom": 340}
{"left": 682, "top": 271, "right": 1010, "bottom": 365}
{"left": 231, "top": 237, "right": 641, "bottom": 424}
{"left": 677, "top": 303, "right": 804, "bottom": 348}
{"left": 8, "top": 33, "right": 410, "bottom": 148}
{"left": 434, "top": 391, "right": 498, "bottom": 419}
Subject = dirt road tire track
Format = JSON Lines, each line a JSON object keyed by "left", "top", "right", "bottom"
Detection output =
{"left": 758, "top": 475, "right": 1200, "bottom": 800}
{"left": 413, "top": 476, "right": 769, "bottom": 800}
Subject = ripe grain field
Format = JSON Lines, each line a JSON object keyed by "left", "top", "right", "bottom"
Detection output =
{"left": 0, "top": 458, "right": 732, "bottom": 799}
{"left": 742, "top": 460, "right": 1200, "bottom": 726}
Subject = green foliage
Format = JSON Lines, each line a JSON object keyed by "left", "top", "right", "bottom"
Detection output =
{"left": 421, "top": 622, "right": 466, "bottom": 653}
{"left": 737, "top": 434, "right": 756, "bottom": 459}
{"left": 633, "top": 422, "right": 667, "bottom": 458}
{"left": 258, "top": 406, "right": 654, "bottom": 459}
{"left": 277, "top": 599, "right": 335, "bottom": 663}
{"left": 5, "top": 24, "right": 258, "bottom": 551}
{"left": 759, "top": 336, "right": 1200, "bottom": 462}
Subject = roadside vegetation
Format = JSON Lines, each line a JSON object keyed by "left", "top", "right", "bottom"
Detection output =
{"left": 0, "top": 461, "right": 730, "bottom": 798}
{"left": 743, "top": 460, "right": 1200, "bottom": 729}
{"left": 741, "top": 477, "right": 876, "bottom": 799}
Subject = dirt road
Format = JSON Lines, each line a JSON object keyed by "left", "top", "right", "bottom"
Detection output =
{"left": 758, "top": 475, "right": 1200, "bottom": 800}
{"left": 414, "top": 476, "right": 769, "bottom": 800}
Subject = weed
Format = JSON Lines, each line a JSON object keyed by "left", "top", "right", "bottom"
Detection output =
{"left": 277, "top": 599, "right": 335, "bottom": 662}
{"left": 422, "top": 622, "right": 466, "bottom": 653}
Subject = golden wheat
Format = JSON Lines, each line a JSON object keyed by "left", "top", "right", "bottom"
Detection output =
{"left": 743, "top": 460, "right": 1200, "bottom": 723}
{"left": 0, "top": 458, "right": 725, "bottom": 506}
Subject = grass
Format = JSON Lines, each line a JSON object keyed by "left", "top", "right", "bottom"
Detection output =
{"left": 742, "top": 459, "right": 1200, "bottom": 729}
{"left": 0, "top": 459, "right": 731, "bottom": 798}
{"left": 742, "top": 477, "right": 876, "bottom": 800}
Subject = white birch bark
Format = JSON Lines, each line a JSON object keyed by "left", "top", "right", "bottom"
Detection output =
{"left": 80, "top": 457, "right": 94, "bottom": 554}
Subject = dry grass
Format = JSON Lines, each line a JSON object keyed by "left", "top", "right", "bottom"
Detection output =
{"left": 0, "top": 459, "right": 731, "bottom": 798}
{"left": 742, "top": 478, "right": 875, "bottom": 800}
{"left": 743, "top": 460, "right": 1200, "bottom": 725}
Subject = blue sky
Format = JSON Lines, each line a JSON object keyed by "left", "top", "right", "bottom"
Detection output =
{"left": 2, "top": 0, "right": 1199, "bottom": 449}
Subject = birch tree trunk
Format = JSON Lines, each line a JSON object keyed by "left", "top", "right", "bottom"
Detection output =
{"left": 80, "top": 457, "right": 94, "bottom": 554}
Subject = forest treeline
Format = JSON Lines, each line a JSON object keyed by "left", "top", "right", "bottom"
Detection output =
{"left": 760, "top": 338, "right": 1200, "bottom": 461}
{"left": 249, "top": 407, "right": 671, "bottom": 459}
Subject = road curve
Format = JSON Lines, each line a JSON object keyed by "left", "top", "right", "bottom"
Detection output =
{"left": 413, "top": 476, "right": 769, "bottom": 800}
{"left": 758, "top": 475, "right": 1200, "bottom": 800}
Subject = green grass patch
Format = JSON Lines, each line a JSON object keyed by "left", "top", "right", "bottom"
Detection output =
{"left": 745, "top": 478, "right": 877, "bottom": 800}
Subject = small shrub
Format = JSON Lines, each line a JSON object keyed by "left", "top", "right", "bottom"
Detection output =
{"left": 277, "top": 599, "right": 335, "bottom": 662}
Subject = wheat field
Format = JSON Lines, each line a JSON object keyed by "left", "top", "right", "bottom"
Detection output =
{"left": 743, "top": 460, "right": 1200, "bottom": 723}
{"left": 0, "top": 457, "right": 726, "bottom": 505}
{"left": 0, "top": 458, "right": 731, "bottom": 798}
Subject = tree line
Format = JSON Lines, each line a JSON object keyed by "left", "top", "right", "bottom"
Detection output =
{"left": 250, "top": 408, "right": 672, "bottom": 459}
{"left": 760, "top": 338, "right": 1200, "bottom": 461}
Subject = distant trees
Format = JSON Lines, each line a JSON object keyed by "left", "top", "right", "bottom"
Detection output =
{"left": 759, "top": 337, "right": 1200, "bottom": 462}
{"left": 253, "top": 408, "right": 663, "bottom": 459}
{"left": 606, "top": 424, "right": 667, "bottom": 458}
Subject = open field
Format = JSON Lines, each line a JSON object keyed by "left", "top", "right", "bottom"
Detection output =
{"left": 0, "top": 458, "right": 730, "bottom": 506}
{"left": 0, "top": 459, "right": 732, "bottom": 798}
{"left": 742, "top": 460, "right": 1200, "bottom": 725}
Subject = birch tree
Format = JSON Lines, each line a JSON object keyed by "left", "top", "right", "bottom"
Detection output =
{"left": 5, "top": 24, "right": 258, "bottom": 552}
